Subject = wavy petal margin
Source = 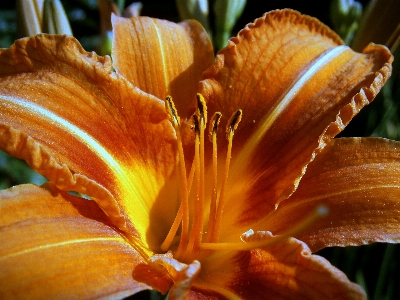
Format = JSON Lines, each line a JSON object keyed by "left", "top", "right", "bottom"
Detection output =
{"left": 197, "top": 9, "right": 393, "bottom": 238}
{"left": 0, "top": 34, "right": 178, "bottom": 247}
{"left": 192, "top": 236, "right": 365, "bottom": 299}
{"left": 256, "top": 137, "right": 400, "bottom": 252}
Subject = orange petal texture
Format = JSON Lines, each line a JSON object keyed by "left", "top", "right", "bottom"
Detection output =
{"left": 0, "top": 34, "right": 178, "bottom": 248}
{"left": 0, "top": 183, "right": 148, "bottom": 299}
{"left": 227, "top": 238, "right": 365, "bottom": 299}
{"left": 0, "top": 8, "right": 397, "bottom": 300}
{"left": 189, "top": 235, "right": 365, "bottom": 299}
{"left": 196, "top": 9, "right": 393, "bottom": 238}
{"left": 256, "top": 137, "right": 400, "bottom": 252}
{"left": 112, "top": 15, "right": 214, "bottom": 114}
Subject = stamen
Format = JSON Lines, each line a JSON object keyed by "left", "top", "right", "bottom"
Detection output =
{"left": 196, "top": 93, "right": 207, "bottom": 124}
{"left": 161, "top": 96, "right": 190, "bottom": 252}
{"left": 182, "top": 115, "right": 201, "bottom": 260}
{"left": 209, "top": 112, "right": 222, "bottom": 142}
{"left": 200, "top": 205, "right": 328, "bottom": 250}
{"left": 196, "top": 94, "right": 207, "bottom": 253}
{"left": 161, "top": 160, "right": 197, "bottom": 254}
{"left": 165, "top": 96, "right": 180, "bottom": 126}
{"left": 205, "top": 112, "right": 222, "bottom": 243}
{"left": 209, "top": 110, "right": 242, "bottom": 243}
{"left": 226, "top": 110, "right": 243, "bottom": 140}
{"left": 174, "top": 159, "right": 196, "bottom": 257}
{"left": 183, "top": 95, "right": 208, "bottom": 259}
{"left": 160, "top": 204, "right": 182, "bottom": 252}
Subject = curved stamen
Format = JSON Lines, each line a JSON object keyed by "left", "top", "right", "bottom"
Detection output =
{"left": 161, "top": 160, "right": 196, "bottom": 253}
{"left": 205, "top": 112, "right": 222, "bottom": 243}
{"left": 182, "top": 95, "right": 208, "bottom": 260}
{"left": 209, "top": 110, "right": 242, "bottom": 244}
{"left": 161, "top": 96, "right": 190, "bottom": 252}
{"left": 196, "top": 94, "right": 207, "bottom": 253}
{"left": 174, "top": 159, "right": 196, "bottom": 257}
{"left": 160, "top": 204, "right": 182, "bottom": 252}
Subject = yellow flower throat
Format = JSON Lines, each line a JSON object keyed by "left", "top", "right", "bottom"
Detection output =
{"left": 160, "top": 94, "right": 327, "bottom": 264}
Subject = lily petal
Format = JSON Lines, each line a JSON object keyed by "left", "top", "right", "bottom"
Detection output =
{"left": 149, "top": 254, "right": 201, "bottom": 299}
{"left": 0, "top": 183, "right": 147, "bottom": 299}
{"left": 198, "top": 9, "right": 393, "bottom": 234}
{"left": 193, "top": 235, "right": 365, "bottom": 299}
{"left": 132, "top": 253, "right": 202, "bottom": 298}
{"left": 0, "top": 34, "right": 177, "bottom": 247}
{"left": 256, "top": 137, "right": 400, "bottom": 252}
{"left": 112, "top": 15, "right": 214, "bottom": 114}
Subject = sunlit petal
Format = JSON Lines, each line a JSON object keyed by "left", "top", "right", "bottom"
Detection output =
{"left": 0, "top": 34, "right": 177, "bottom": 247}
{"left": 112, "top": 15, "right": 214, "bottom": 114}
{"left": 0, "top": 8, "right": 396, "bottom": 299}
{"left": 194, "top": 235, "right": 365, "bottom": 299}
{"left": 197, "top": 10, "right": 393, "bottom": 237}
{"left": 0, "top": 183, "right": 148, "bottom": 299}
{"left": 255, "top": 137, "right": 400, "bottom": 252}
{"left": 133, "top": 252, "right": 202, "bottom": 298}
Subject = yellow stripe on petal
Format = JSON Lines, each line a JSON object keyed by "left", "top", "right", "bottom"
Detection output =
{"left": 233, "top": 45, "right": 350, "bottom": 169}
{"left": 1, "top": 95, "right": 123, "bottom": 175}
{"left": 0, "top": 184, "right": 148, "bottom": 299}
{"left": 0, "top": 237, "right": 130, "bottom": 261}
{"left": 0, "top": 123, "right": 126, "bottom": 229}
{"left": 0, "top": 121, "right": 176, "bottom": 252}
{"left": 0, "top": 34, "right": 178, "bottom": 248}
{"left": 198, "top": 10, "right": 393, "bottom": 238}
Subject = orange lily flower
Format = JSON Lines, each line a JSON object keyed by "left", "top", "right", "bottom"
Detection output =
{"left": 0, "top": 9, "right": 398, "bottom": 299}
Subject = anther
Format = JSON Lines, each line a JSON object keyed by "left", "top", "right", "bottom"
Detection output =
{"left": 226, "top": 109, "right": 242, "bottom": 139}
{"left": 208, "top": 112, "right": 222, "bottom": 142}
{"left": 196, "top": 93, "right": 207, "bottom": 123}
{"left": 192, "top": 114, "right": 200, "bottom": 134}
{"left": 165, "top": 95, "right": 180, "bottom": 126}
{"left": 205, "top": 112, "right": 222, "bottom": 244}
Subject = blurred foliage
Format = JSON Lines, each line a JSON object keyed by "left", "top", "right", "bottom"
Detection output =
{"left": 0, "top": 8, "right": 17, "bottom": 48}
{"left": 0, "top": 150, "right": 46, "bottom": 189}
{"left": 0, "top": 1, "right": 399, "bottom": 299}
{"left": 330, "top": 0, "right": 363, "bottom": 45}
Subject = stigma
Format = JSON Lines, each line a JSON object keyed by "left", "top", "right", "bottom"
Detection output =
{"left": 160, "top": 94, "right": 327, "bottom": 263}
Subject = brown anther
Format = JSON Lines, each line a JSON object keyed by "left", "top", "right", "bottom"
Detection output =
{"left": 165, "top": 96, "right": 180, "bottom": 126}
{"left": 208, "top": 112, "right": 222, "bottom": 142}
{"left": 226, "top": 109, "right": 242, "bottom": 139}
{"left": 196, "top": 93, "right": 207, "bottom": 123}
{"left": 192, "top": 114, "right": 200, "bottom": 135}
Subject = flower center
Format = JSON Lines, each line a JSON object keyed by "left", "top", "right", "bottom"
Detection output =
{"left": 160, "top": 94, "right": 241, "bottom": 262}
{"left": 161, "top": 94, "right": 327, "bottom": 263}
